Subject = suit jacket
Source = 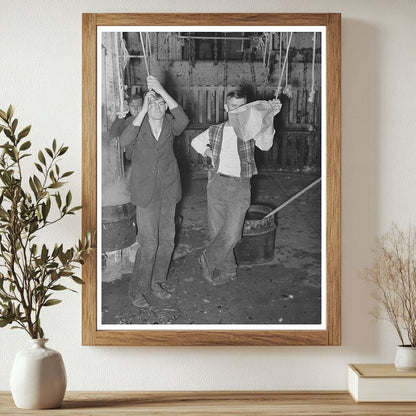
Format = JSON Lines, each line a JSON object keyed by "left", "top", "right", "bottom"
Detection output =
{"left": 120, "top": 106, "right": 189, "bottom": 207}
{"left": 108, "top": 114, "right": 134, "bottom": 138}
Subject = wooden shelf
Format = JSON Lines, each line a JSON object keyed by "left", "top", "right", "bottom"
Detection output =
{"left": 1, "top": 391, "right": 416, "bottom": 415}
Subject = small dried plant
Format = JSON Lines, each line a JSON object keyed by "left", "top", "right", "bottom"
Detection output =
{"left": 0, "top": 105, "right": 94, "bottom": 339}
{"left": 363, "top": 223, "right": 416, "bottom": 347}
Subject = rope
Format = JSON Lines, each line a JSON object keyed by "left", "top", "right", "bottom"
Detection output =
{"left": 308, "top": 32, "right": 317, "bottom": 103}
{"left": 165, "top": 32, "right": 170, "bottom": 70}
{"left": 262, "top": 33, "right": 268, "bottom": 67}
{"left": 114, "top": 33, "right": 125, "bottom": 114}
{"left": 267, "top": 32, "right": 273, "bottom": 70}
{"left": 263, "top": 33, "right": 273, "bottom": 86}
{"left": 146, "top": 33, "right": 152, "bottom": 74}
{"left": 223, "top": 33, "right": 228, "bottom": 95}
{"left": 285, "top": 33, "right": 289, "bottom": 87}
{"left": 120, "top": 38, "right": 130, "bottom": 72}
{"left": 187, "top": 33, "right": 192, "bottom": 93}
{"left": 140, "top": 32, "right": 150, "bottom": 77}
{"left": 274, "top": 32, "right": 293, "bottom": 98}
{"left": 112, "top": 33, "right": 128, "bottom": 178}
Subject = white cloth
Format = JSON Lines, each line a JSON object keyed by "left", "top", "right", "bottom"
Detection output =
{"left": 228, "top": 100, "right": 275, "bottom": 150}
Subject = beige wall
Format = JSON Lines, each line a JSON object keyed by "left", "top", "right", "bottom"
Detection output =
{"left": 1, "top": 0, "right": 416, "bottom": 390}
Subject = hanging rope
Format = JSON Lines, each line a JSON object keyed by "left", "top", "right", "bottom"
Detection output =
{"left": 112, "top": 32, "right": 126, "bottom": 178}
{"left": 146, "top": 33, "right": 152, "bottom": 75}
{"left": 114, "top": 33, "right": 125, "bottom": 114}
{"left": 223, "top": 32, "right": 228, "bottom": 96}
{"left": 187, "top": 33, "right": 192, "bottom": 93}
{"left": 274, "top": 32, "right": 293, "bottom": 98}
{"left": 139, "top": 32, "right": 150, "bottom": 77}
{"left": 266, "top": 33, "right": 273, "bottom": 71}
{"left": 308, "top": 32, "right": 317, "bottom": 103}
{"left": 164, "top": 32, "right": 170, "bottom": 70}
{"left": 263, "top": 32, "right": 274, "bottom": 86}
{"left": 262, "top": 33, "right": 268, "bottom": 67}
{"left": 120, "top": 38, "right": 129, "bottom": 71}
{"left": 283, "top": 33, "right": 293, "bottom": 98}
{"left": 285, "top": 33, "right": 289, "bottom": 86}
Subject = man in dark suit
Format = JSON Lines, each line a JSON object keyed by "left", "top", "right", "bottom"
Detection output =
{"left": 120, "top": 76, "right": 189, "bottom": 308}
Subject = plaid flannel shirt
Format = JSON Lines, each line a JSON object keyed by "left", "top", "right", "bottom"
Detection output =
{"left": 208, "top": 123, "right": 257, "bottom": 178}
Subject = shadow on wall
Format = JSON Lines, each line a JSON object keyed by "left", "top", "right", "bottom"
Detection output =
{"left": 341, "top": 19, "right": 381, "bottom": 355}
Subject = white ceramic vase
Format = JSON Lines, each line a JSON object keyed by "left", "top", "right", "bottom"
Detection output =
{"left": 10, "top": 338, "right": 67, "bottom": 409}
{"left": 394, "top": 345, "right": 416, "bottom": 371}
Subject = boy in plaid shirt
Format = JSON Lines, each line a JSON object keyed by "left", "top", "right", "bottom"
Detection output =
{"left": 191, "top": 90, "right": 282, "bottom": 285}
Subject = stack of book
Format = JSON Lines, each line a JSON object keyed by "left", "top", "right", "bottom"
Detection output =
{"left": 348, "top": 364, "right": 416, "bottom": 402}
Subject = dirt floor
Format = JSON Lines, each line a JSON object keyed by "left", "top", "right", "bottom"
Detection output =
{"left": 101, "top": 170, "right": 322, "bottom": 326}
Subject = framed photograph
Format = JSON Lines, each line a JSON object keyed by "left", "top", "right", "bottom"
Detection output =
{"left": 82, "top": 13, "right": 341, "bottom": 346}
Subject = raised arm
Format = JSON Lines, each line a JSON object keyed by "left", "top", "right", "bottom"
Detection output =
{"left": 147, "top": 76, "right": 189, "bottom": 134}
{"left": 147, "top": 76, "right": 178, "bottom": 110}
{"left": 191, "top": 129, "right": 211, "bottom": 158}
{"left": 254, "top": 99, "right": 282, "bottom": 151}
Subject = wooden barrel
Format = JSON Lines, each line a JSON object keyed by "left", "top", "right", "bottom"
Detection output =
{"left": 102, "top": 203, "right": 136, "bottom": 252}
{"left": 235, "top": 205, "right": 276, "bottom": 265}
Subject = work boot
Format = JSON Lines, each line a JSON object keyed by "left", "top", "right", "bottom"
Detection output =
{"left": 160, "top": 281, "right": 176, "bottom": 294}
{"left": 151, "top": 283, "right": 172, "bottom": 300}
{"left": 131, "top": 294, "right": 150, "bottom": 308}
{"left": 198, "top": 252, "right": 214, "bottom": 283}
{"left": 212, "top": 271, "right": 236, "bottom": 286}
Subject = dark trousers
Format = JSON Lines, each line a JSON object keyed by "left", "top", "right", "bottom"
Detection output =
{"left": 205, "top": 174, "right": 251, "bottom": 273}
{"left": 129, "top": 196, "right": 176, "bottom": 301}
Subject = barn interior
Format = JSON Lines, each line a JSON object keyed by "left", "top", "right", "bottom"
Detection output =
{"left": 100, "top": 31, "right": 322, "bottom": 326}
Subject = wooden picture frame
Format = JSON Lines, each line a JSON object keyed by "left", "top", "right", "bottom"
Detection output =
{"left": 82, "top": 13, "right": 341, "bottom": 346}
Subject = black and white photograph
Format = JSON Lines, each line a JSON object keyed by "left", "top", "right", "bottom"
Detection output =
{"left": 98, "top": 27, "right": 325, "bottom": 330}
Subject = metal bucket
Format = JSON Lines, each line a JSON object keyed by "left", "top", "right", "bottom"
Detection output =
{"left": 235, "top": 205, "right": 276, "bottom": 265}
{"left": 102, "top": 203, "right": 136, "bottom": 252}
